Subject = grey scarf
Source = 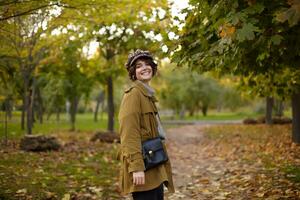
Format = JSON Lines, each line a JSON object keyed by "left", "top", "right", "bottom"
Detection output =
{"left": 138, "top": 80, "right": 167, "bottom": 140}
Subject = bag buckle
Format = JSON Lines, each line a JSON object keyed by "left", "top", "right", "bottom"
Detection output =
{"left": 148, "top": 150, "right": 153, "bottom": 157}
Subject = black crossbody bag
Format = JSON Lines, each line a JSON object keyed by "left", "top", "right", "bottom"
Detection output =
{"left": 142, "top": 137, "right": 168, "bottom": 170}
{"left": 142, "top": 109, "right": 168, "bottom": 171}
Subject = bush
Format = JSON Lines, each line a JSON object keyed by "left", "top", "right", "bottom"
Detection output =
{"left": 243, "top": 116, "right": 292, "bottom": 125}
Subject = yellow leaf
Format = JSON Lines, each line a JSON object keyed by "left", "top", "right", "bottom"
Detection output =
{"left": 16, "top": 189, "right": 27, "bottom": 194}
{"left": 62, "top": 193, "right": 71, "bottom": 200}
{"left": 256, "top": 192, "right": 265, "bottom": 197}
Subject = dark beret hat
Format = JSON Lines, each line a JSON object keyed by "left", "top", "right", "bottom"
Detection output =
{"left": 125, "top": 49, "right": 157, "bottom": 70}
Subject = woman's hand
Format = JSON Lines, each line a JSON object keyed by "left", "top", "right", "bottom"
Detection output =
{"left": 133, "top": 171, "right": 145, "bottom": 185}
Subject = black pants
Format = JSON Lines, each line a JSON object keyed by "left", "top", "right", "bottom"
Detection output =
{"left": 132, "top": 184, "right": 164, "bottom": 200}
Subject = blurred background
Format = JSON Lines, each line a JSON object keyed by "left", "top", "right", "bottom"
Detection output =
{"left": 1, "top": 0, "right": 299, "bottom": 199}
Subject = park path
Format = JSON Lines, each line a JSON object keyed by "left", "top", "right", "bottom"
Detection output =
{"left": 165, "top": 124, "right": 235, "bottom": 200}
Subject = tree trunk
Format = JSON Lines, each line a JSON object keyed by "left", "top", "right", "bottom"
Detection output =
{"left": 100, "top": 101, "right": 105, "bottom": 121}
{"left": 31, "top": 78, "right": 36, "bottom": 127}
{"left": 265, "top": 96, "right": 274, "bottom": 125}
{"left": 66, "top": 100, "right": 70, "bottom": 122}
{"left": 217, "top": 103, "right": 222, "bottom": 113}
{"left": 38, "top": 106, "right": 43, "bottom": 124}
{"left": 292, "top": 92, "right": 300, "bottom": 143}
{"left": 275, "top": 100, "right": 284, "bottom": 117}
{"left": 94, "top": 99, "right": 100, "bottom": 122}
{"left": 179, "top": 105, "right": 185, "bottom": 119}
{"left": 24, "top": 75, "right": 33, "bottom": 135}
{"left": 70, "top": 96, "right": 79, "bottom": 131}
{"left": 32, "top": 102, "right": 35, "bottom": 125}
{"left": 6, "top": 98, "right": 13, "bottom": 120}
{"left": 46, "top": 112, "right": 51, "bottom": 121}
{"left": 56, "top": 108, "right": 60, "bottom": 123}
{"left": 202, "top": 104, "right": 208, "bottom": 116}
{"left": 30, "top": 76, "right": 37, "bottom": 129}
{"left": 4, "top": 100, "right": 8, "bottom": 145}
{"left": 21, "top": 96, "right": 25, "bottom": 130}
{"left": 94, "top": 91, "right": 104, "bottom": 122}
{"left": 26, "top": 88, "right": 33, "bottom": 134}
{"left": 107, "top": 76, "right": 114, "bottom": 132}
{"left": 36, "top": 86, "right": 43, "bottom": 124}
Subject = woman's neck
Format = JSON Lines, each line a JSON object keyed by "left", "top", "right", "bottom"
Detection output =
{"left": 139, "top": 79, "right": 150, "bottom": 85}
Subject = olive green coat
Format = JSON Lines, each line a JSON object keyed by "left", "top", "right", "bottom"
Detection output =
{"left": 118, "top": 80, "right": 175, "bottom": 195}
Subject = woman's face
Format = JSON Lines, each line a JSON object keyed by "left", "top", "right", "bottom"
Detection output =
{"left": 135, "top": 59, "right": 153, "bottom": 82}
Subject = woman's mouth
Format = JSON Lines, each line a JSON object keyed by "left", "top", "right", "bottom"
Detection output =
{"left": 141, "top": 71, "right": 151, "bottom": 76}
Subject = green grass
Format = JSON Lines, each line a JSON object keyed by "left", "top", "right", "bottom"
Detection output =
{"left": 161, "top": 110, "right": 260, "bottom": 121}
{"left": 283, "top": 165, "right": 300, "bottom": 183}
{"left": 161, "top": 106, "right": 292, "bottom": 121}
{"left": 184, "top": 111, "right": 259, "bottom": 120}
{"left": 0, "top": 110, "right": 262, "bottom": 140}
{"left": 0, "top": 109, "right": 293, "bottom": 140}
{"left": 0, "top": 112, "right": 119, "bottom": 139}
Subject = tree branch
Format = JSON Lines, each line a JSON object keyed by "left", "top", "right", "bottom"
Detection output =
{"left": 0, "top": 3, "right": 77, "bottom": 21}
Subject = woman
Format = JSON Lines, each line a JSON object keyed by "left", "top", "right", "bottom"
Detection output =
{"left": 118, "top": 49, "right": 174, "bottom": 200}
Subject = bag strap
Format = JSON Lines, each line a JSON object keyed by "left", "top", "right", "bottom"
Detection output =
{"left": 149, "top": 96, "right": 166, "bottom": 140}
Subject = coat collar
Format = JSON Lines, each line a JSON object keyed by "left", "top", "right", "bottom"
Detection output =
{"left": 132, "top": 80, "right": 158, "bottom": 102}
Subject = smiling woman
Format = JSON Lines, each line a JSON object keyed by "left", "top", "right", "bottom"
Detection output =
{"left": 118, "top": 49, "right": 174, "bottom": 200}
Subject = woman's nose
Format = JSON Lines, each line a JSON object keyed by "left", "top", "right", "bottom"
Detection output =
{"left": 139, "top": 65, "right": 148, "bottom": 70}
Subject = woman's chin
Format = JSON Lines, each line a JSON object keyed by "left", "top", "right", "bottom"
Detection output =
{"left": 140, "top": 76, "right": 152, "bottom": 82}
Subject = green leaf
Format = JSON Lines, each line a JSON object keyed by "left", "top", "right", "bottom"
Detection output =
{"left": 270, "top": 34, "right": 283, "bottom": 45}
{"left": 236, "top": 23, "right": 259, "bottom": 42}
{"left": 243, "top": 3, "right": 265, "bottom": 15}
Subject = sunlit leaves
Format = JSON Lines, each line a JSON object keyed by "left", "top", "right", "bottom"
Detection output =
{"left": 173, "top": 0, "right": 300, "bottom": 101}
{"left": 219, "top": 24, "right": 236, "bottom": 38}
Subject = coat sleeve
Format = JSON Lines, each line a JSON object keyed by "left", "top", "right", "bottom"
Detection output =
{"left": 119, "top": 88, "right": 145, "bottom": 173}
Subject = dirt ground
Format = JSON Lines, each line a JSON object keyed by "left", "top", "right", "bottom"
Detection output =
{"left": 166, "top": 125, "right": 231, "bottom": 200}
